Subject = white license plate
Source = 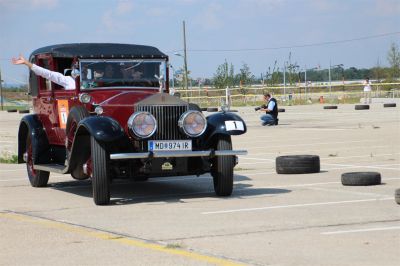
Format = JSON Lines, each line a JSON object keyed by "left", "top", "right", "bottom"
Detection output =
{"left": 148, "top": 140, "right": 192, "bottom": 151}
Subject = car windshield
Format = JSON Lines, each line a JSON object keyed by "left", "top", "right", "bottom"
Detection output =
{"left": 79, "top": 59, "right": 166, "bottom": 89}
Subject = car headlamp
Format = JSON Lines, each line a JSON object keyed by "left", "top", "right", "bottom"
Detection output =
{"left": 128, "top": 112, "right": 157, "bottom": 139}
{"left": 178, "top": 110, "right": 207, "bottom": 137}
{"left": 79, "top": 93, "right": 91, "bottom": 103}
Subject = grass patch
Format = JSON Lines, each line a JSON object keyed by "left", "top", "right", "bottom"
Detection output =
{"left": 234, "top": 167, "right": 251, "bottom": 171}
{"left": 0, "top": 154, "right": 18, "bottom": 164}
{"left": 165, "top": 243, "right": 183, "bottom": 249}
{"left": 1, "top": 105, "right": 30, "bottom": 111}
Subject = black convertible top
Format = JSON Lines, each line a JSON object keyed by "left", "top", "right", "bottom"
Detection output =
{"left": 30, "top": 43, "right": 167, "bottom": 59}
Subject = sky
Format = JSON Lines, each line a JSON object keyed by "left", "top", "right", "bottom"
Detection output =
{"left": 0, "top": 0, "right": 399, "bottom": 84}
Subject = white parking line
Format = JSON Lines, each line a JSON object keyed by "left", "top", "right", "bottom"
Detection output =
{"left": 202, "top": 198, "right": 393, "bottom": 215}
{"left": 321, "top": 226, "right": 400, "bottom": 235}
{"left": 323, "top": 163, "right": 400, "bottom": 171}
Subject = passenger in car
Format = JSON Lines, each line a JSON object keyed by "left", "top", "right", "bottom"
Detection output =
{"left": 12, "top": 54, "right": 76, "bottom": 90}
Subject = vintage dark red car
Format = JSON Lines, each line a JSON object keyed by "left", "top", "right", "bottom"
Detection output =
{"left": 18, "top": 43, "right": 247, "bottom": 205}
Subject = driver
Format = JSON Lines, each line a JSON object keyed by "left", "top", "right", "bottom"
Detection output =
{"left": 12, "top": 54, "right": 75, "bottom": 90}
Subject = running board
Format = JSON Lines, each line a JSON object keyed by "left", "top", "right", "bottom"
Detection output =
{"left": 34, "top": 164, "right": 68, "bottom": 174}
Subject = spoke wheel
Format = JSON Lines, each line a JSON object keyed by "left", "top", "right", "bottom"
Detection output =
{"left": 26, "top": 134, "right": 49, "bottom": 187}
{"left": 211, "top": 135, "right": 234, "bottom": 196}
{"left": 91, "top": 136, "right": 110, "bottom": 205}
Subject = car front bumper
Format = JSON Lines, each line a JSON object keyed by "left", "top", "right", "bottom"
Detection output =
{"left": 109, "top": 150, "right": 247, "bottom": 160}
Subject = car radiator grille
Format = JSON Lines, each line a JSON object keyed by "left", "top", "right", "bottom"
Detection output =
{"left": 136, "top": 105, "right": 189, "bottom": 151}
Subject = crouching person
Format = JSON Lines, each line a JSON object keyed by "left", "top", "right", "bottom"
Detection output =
{"left": 258, "top": 93, "right": 278, "bottom": 126}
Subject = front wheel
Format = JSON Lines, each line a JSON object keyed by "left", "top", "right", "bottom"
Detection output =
{"left": 91, "top": 136, "right": 110, "bottom": 205}
{"left": 211, "top": 135, "right": 234, "bottom": 196}
{"left": 26, "top": 134, "right": 49, "bottom": 187}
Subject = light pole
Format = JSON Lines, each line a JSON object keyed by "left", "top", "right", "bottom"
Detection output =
{"left": 169, "top": 64, "right": 175, "bottom": 95}
{"left": 0, "top": 67, "right": 3, "bottom": 111}
{"left": 329, "top": 61, "right": 343, "bottom": 99}
{"left": 283, "top": 62, "right": 286, "bottom": 100}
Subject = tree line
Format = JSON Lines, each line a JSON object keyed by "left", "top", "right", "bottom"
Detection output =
{"left": 180, "top": 42, "right": 400, "bottom": 90}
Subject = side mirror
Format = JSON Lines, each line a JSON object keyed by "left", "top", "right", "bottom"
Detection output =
{"left": 71, "top": 69, "right": 80, "bottom": 79}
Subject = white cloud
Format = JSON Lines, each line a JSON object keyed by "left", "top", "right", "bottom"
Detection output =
{"left": 0, "top": 0, "right": 58, "bottom": 10}
{"left": 116, "top": 0, "right": 134, "bottom": 15}
{"left": 42, "top": 21, "right": 70, "bottom": 33}
{"left": 195, "top": 3, "right": 223, "bottom": 30}
{"left": 373, "top": 0, "right": 400, "bottom": 16}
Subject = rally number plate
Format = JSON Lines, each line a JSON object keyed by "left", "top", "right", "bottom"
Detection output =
{"left": 148, "top": 140, "right": 192, "bottom": 151}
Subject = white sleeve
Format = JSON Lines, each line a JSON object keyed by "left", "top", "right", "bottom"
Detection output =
{"left": 31, "top": 64, "right": 76, "bottom": 90}
{"left": 267, "top": 101, "right": 275, "bottom": 110}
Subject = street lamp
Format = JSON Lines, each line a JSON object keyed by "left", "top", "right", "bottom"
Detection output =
{"left": 328, "top": 61, "right": 343, "bottom": 98}
{"left": 169, "top": 63, "right": 175, "bottom": 95}
{"left": 174, "top": 52, "right": 189, "bottom": 92}
{"left": 0, "top": 67, "right": 4, "bottom": 111}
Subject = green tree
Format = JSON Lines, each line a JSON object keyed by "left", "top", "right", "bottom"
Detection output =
{"left": 213, "top": 60, "right": 235, "bottom": 90}
{"left": 387, "top": 42, "right": 400, "bottom": 80}
{"left": 237, "top": 62, "right": 255, "bottom": 95}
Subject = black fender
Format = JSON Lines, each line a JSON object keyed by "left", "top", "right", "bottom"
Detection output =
{"left": 75, "top": 116, "right": 125, "bottom": 142}
{"left": 18, "top": 114, "right": 51, "bottom": 164}
{"left": 69, "top": 116, "right": 129, "bottom": 159}
{"left": 67, "top": 116, "right": 129, "bottom": 175}
{"left": 201, "top": 111, "right": 247, "bottom": 146}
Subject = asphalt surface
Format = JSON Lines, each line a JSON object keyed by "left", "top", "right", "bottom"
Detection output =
{"left": 1, "top": 103, "right": 399, "bottom": 266}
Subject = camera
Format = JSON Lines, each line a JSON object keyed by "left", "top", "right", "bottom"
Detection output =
{"left": 254, "top": 104, "right": 266, "bottom": 111}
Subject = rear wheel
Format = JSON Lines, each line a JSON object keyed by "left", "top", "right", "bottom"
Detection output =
{"left": 211, "top": 135, "right": 234, "bottom": 196}
{"left": 26, "top": 134, "right": 49, "bottom": 187}
{"left": 91, "top": 136, "right": 110, "bottom": 205}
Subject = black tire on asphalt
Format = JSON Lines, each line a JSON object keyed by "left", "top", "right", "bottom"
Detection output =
{"left": 7, "top": 109, "right": 17, "bottom": 113}
{"left": 211, "top": 135, "right": 234, "bottom": 196}
{"left": 227, "top": 109, "right": 238, "bottom": 112}
{"left": 383, "top": 103, "right": 396, "bottom": 108}
{"left": 18, "top": 109, "right": 30, "bottom": 114}
{"left": 341, "top": 172, "right": 381, "bottom": 186}
{"left": 276, "top": 155, "right": 320, "bottom": 174}
{"left": 26, "top": 134, "right": 49, "bottom": 187}
{"left": 207, "top": 107, "right": 218, "bottom": 112}
{"left": 395, "top": 188, "right": 400, "bottom": 205}
{"left": 323, "top": 106, "right": 338, "bottom": 109}
{"left": 200, "top": 107, "right": 208, "bottom": 112}
{"left": 278, "top": 108, "right": 285, "bottom": 112}
{"left": 91, "top": 136, "right": 110, "bottom": 205}
{"left": 355, "top": 104, "right": 369, "bottom": 110}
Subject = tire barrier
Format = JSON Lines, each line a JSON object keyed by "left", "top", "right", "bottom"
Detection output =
{"left": 276, "top": 155, "right": 320, "bottom": 174}
{"left": 207, "top": 107, "right": 219, "bottom": 112}
{"left": 323, "top": 105, "right": 338, "bottom": 109}
{"left": 395, "top": 188, "right": 400, "bottom": 205}
{"left": 341, "top": 172, "right": 381, "bottom": 186}
{"left": 278, "top": 108, "right": 285, "bottom": 112}
{"left": 355, "top": 104, "right": 369, "bottom": 110}
{"left": 383, "top": 103, "right": 396, "bottom": 108}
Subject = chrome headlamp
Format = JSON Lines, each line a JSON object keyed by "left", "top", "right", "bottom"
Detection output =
{"left": 79, "top": 93, "right": 91, "bottom": 103}
{"left": 178, "top": 110, "right": 207, "bottom": 137}
{"left": 127, "top": 112, "right": 157, "bottom": 139}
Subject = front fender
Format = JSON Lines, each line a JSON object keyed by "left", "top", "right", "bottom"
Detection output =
{"left": 202, "top": 112, "right": 247, "bottom": 146}
{"left": 18, "top": 114, "right": 50, "bottom": 164}
{"left": 76, "top": 116, "right": 125, "bottom": 142}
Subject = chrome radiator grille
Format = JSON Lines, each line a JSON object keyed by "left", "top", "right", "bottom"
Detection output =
{"left": 136, "top": 105, "right": 188, "bottom": 140}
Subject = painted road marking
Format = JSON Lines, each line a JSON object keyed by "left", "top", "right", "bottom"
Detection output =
{"left": 0, "top": 212, "right": 244, "bottom": 266}
{"left": 323, "top": 163, "right": 400, "bottom": 171}
{"left": 321, "top": 226, "right": 400, "bottom": 235}
{"left": 202, "top": 198, "right": 393, "bottom": 215}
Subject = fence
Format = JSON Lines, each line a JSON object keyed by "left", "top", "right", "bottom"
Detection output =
{"left": 174, "top": 82, "right": 400, "bottom": 106}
